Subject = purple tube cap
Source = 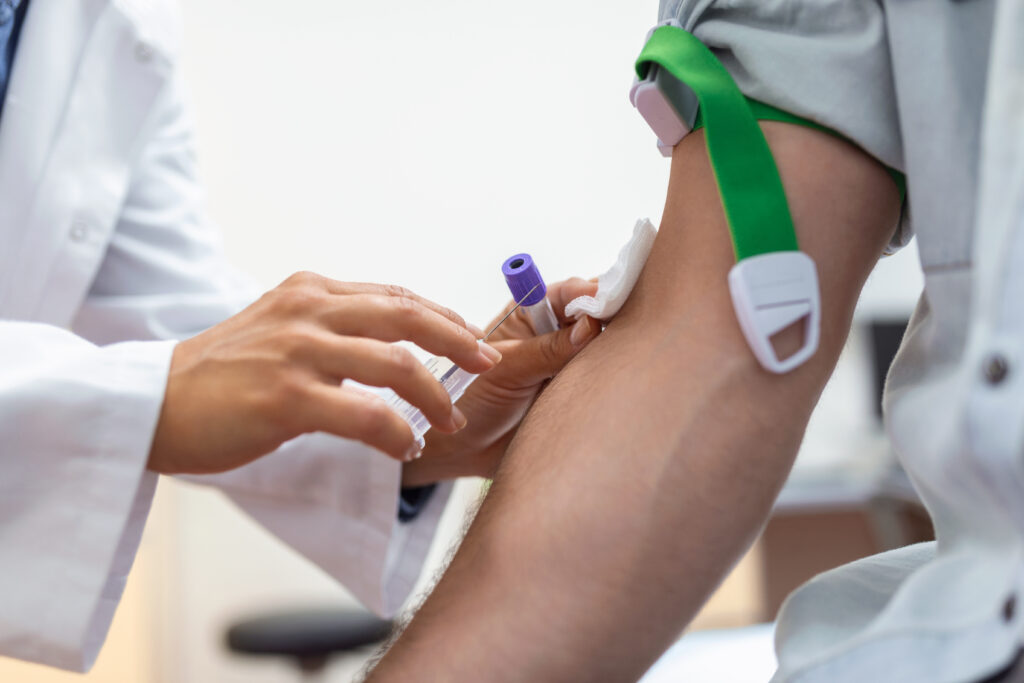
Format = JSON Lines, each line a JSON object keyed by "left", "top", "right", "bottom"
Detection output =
{"left": 502, "top": 253, "right": 547, "bottom": 306}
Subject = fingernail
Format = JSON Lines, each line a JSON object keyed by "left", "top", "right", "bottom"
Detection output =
{"left": 477, "top": 340, "right": 503, "bottom": 365}
{"left": 403, "top": 443, "right": 422, "bottom": 462}
{"left": 570, "top": 317, "right": 594, "bottom": 347}
{"left": 468, "top": 323, "right": 486, "bottom": 338}
{"left": 450, "top": 406, "right": 468, "bottom": 431}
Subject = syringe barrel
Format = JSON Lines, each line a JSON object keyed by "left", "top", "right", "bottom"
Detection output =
{"left": 385, "top": 355, "right": 478, "bottom": 448}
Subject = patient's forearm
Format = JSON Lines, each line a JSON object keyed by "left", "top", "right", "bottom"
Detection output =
{"left": 369, "top": 124, "right": 901, "bottom": 681}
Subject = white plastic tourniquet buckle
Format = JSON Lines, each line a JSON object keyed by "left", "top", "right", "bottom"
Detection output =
{"left": 728, "top": 252, "right": 821, "bottom": 374}
{"left": 630, "top": 68, "right": 689, "bottom": 158}
{"left": 629, "top": 19, "right": 693, "bottom": 158}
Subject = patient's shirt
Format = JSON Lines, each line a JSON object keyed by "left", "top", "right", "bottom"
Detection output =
{"left": 659, "top": 1, "right": 1024, "bottom": 681}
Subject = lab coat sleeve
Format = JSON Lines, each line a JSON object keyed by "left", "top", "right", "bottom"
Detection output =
{"left": 70, "top": 61, "right": 452, "bottom": 618}
{"left": 0, "top": 322, "right": 173, "bottom": 672}
{"left": 185, "top": 439, "right": 454, "bottom": 617}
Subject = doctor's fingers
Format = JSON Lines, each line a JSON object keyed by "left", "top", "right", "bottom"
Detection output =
{"left": 299, "top": 384, "right": 421, "bottom": 462}
{"left": 545, "top": 277, "right": 600, "bottom": 327}
{"left": 489, "top": 316, "right": 601, "bottom": 386}
{"left": 300, "top": 335, "right": 465, "bottom": 434}
{"left": 319, "top": 294, "right": 500, "bottom": 374}
{"left": 284, "top": 274, "right": 477, "bottom": 334}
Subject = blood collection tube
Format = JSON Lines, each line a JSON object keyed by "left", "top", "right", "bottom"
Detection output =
{"left": 501, "top": 254, "right": 559, "bottom": 335}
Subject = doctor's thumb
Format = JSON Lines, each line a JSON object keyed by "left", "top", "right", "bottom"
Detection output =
{"left": 505, "top": 316, "right": 601, "bottom": 384}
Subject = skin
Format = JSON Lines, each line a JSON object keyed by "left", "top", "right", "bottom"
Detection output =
{"left": 149, "top": 271, "right": 601, "bottom": 481}
{"left": 403, "top": 279, "right": 602, "bottom": 487}
{"left": 367, "top": 122, "right": 902, "bottom": 681}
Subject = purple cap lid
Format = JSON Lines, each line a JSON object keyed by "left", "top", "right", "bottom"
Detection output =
{"left": 502, "top": 253, "right": 547, "bottom": 306}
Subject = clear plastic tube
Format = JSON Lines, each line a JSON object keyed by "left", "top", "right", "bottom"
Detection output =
{"left": 384, "top": 296, "right": 558, "bottom": 448}
{"left": 384, "top": 355, "right": 479, "bottom": 448}
{"left": 524, "top": 298, "right": 559, "bottom": 335}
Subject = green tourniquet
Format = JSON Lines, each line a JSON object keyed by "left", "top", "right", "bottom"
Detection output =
{"left": 636, "top": 26, "right": 798, "bottom": 261}
{"left": 694, "top": 99, "right": 907, "bottom": 202}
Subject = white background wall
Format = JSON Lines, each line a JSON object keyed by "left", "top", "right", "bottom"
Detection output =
{"left": 1, "top": 1, "right": 922, "bottom": 681}
{"left": 181, "top": 0, "right": 670, "bottom": 311}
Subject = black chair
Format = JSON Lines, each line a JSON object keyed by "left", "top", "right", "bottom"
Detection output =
{"left": 226, "top": 608, "right": 393, "bottom": 680}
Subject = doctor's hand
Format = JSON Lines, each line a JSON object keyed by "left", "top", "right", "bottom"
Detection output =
{"left": 148, "top": 272, "right": 501, "bottom": 475}
{"left": 400, "top": 278, "right": 601, "bottom": 487}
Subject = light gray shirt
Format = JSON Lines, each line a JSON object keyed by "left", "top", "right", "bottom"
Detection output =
{"left": 660, "top": 1, "right": 1024, "bottom": 681}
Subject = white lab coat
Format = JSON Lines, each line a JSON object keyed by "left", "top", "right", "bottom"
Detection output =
{"left": 0, "top": 0, "right": 451, "bottom": 672}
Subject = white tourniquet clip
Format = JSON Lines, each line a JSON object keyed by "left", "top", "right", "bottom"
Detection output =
{"left": 629, "top": 19, "right": 694, "bottom": 157}
{"left": 728, "top": 252, "right": 821, "bottom": 374}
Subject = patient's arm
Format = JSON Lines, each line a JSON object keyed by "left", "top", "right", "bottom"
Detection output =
{"left": 368, "top": 122, "right": 902, "bottom": 682}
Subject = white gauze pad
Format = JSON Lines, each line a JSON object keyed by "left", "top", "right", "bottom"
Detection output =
{"left": 565, "top": 218, "right": 658, "bottom": 320}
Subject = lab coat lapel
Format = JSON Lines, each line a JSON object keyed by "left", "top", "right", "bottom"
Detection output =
{"left": 0, "top": 0, "right": 169, "bottom": 324}
{"left": 0, "top": 0, "right": 105, "bottom": 315}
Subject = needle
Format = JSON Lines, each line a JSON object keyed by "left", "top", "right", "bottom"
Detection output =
{"left": 435, "top": 284, "right": 542, "bottom": 385}
{"left": 481, "top": 284, "right": 540, "bottom": 341}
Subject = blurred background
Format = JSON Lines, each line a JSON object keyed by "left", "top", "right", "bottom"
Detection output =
{"left": 0, "top": 0, "right": 924, "bottom": 680}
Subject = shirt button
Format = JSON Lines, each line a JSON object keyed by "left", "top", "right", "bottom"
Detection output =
{"left": 1004, "top": 594, "right": 1017, "bottom": 623}
{"left": 984, "top": 354, "right": 1010, "bottom": 385}
{"left": 134, "top": 41, "right": 153, "bottom": 62}
{"left": 69, "top": 221, "right": 89, "bottom": 243}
